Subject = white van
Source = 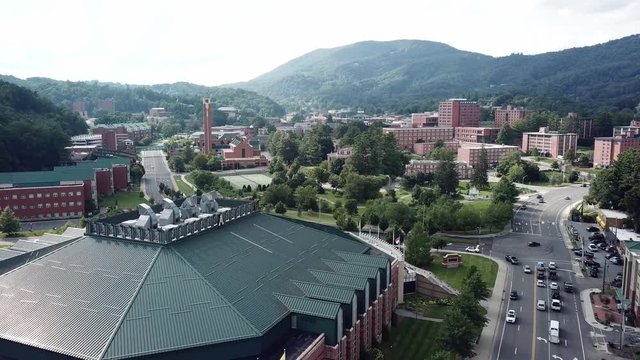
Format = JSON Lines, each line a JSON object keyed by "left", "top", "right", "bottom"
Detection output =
{"left": 549, "top": 320, "right": 560, "bottom": 343}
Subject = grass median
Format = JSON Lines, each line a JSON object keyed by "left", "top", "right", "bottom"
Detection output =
{"left": 426, "top": 253, "right": 499, "bottom": 290}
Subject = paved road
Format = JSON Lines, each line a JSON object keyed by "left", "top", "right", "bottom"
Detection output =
{"left": 141, "top": 150, "right": 174, "bottom": 203}
{"left": 492, "top": 185, "right": 599, "bottom": 360}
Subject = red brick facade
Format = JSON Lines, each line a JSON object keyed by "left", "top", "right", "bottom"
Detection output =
{"left": 0, "top": 185, "right": 85, "bottom": 220}
{"left": 411, "top": 113, "right": 439, "bottom": 127}
{"left": 438, "top": 99, "right": 480, "bottom": 127}
{"left": 413, "top": 141, "right": 459, "bottom": 156}
{"left": 455, "top": 127, "right": 499, "bottom": 143}
{"left": 494, "top": 106, "right": 531, "bottom": 128}
{"left": 383, "top": 127, "right": 455, "bottom": 151}
{"left": 222, "top": 138, "right": 268, "bottom": 169}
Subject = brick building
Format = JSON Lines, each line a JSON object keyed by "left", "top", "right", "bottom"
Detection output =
{"left": 521, "top": 127, "right": 577, "bottom": 158}
{"left": 405, "top": 159, "right": 472, "bottom": 179}
{"left": 411, "top": 112, "right": 439, "bottom": 127}
{"left": 412, "top": 140, "right": 459, "bottom": 156}
{"left": 0, "top": 157, "right": 130, "bottom": 220}
{"left": 221, "top": 138, "right": 268, "bottom": 169}
{"left": 560, "top": 113, "right": 594, "bottom": 140}
{"left": 593, "top": 136, "right": 640, "bottom": 167}
{"left": 382, "top": 127, "right": 455, "bottom": 151}
{"left": 92, "top": 123, "right": 151, "bottom": 152}
{"left": 458, "top": 143, "right": 520, "bottom": 167}
{"left": 327, "top": 146, "right": 353, "bottom": 162}
{"left": 494, "top": 105, "right": 532, "bottom": 128}
{"left": 438, "top": 99, "right": 480, "bottom": 127}
{"left": 96, "top": 99, "right": 116, "bottom": 113}
{"left": 613, "top": 125, "right": 640, "bottom": 138}
{"left": 454, "top": 127, "right": 500, "bottom": 143}
{"left": 72, "top": 101, "right": 88, "bottom": 118}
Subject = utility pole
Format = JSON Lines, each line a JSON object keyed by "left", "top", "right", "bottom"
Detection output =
{"left": 602, "top": 259, "right": 607, "bottom": 292}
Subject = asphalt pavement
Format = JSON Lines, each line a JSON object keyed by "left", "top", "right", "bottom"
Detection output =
{"left": 141, "top": 150, "right": 175, "bottom": 203}
{"left": 491, "top": 185, "right": 598, "bottom": 360}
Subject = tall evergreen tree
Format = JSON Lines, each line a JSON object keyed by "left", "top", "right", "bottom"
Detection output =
{"left": 471, "top": 146, "right": 489, "bottom": 189}
{"left": 434, "top": 159, "right": 459, "bottom": 196}
{"left": 0, "top": 207, "right": 21, "bottom": 235}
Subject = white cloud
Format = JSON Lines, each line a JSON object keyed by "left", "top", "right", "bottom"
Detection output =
{"left": 0, "top": 0, "right": 638, "bottom": 86}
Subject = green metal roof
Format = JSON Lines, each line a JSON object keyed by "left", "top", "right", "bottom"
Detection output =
{"left": 309, "top": 269, "right": 368, "bottom": 291}
{"left": 293, "top": 281, "right": 355, "bottom": 305}
{"left": 103, "top": 248, "right": 259, "bottom": 360}
{"left": 322, "top": 260, "right": 380, "bottom": 279}
{"left": 334, "top": 251, "right": 390, "bottom": 269}
{"left": 275, "top": 294, "right": 340, "bottom": 320}
{"left": 95, "top": 123, "right": 150, "bottom": 131}
{"left": 624, "top": 241, "right": 640, "bottom": 251}
{"left": 0, "top": 157, "right": 130, "bottom": 187}
{"left": 0, "top": 213, "right": 389, "bottom": 359}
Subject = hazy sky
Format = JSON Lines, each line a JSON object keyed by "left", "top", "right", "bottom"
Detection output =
{"left": 1, "top": 0, "right": 638, "bottom": 86}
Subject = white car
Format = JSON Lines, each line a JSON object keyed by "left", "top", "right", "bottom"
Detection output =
{"left": 506, "top": 309, "right": 517, "bottom": 323}
{"left": 465, "top": 245, "right": 480, "bottom": 253}
{"left": 549, "top": 282, "right": 558, "bottom": 290}
{"left": 588, "top": 244, "right": 599, "bottom": 252}
{"left": 537, "top": 300, "right": 546, "bottom": 311}
{"left": 551, "top": 299, "right": 561, "bottom": 311}
{"left": 548, "top": 262, "right": 557, "bottom": 270}
{"left": 537, "top": 280, "right": 546, "bottom": 287}
{"left": 523, "top": 265, "right": 532, "bottom": 274}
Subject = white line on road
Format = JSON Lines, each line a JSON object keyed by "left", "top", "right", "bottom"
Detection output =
{"left": 515, "top": 347, "right": 518, "bottom": 355}
{"left": 518, "top": 325, "right": 521, "bottom": 332}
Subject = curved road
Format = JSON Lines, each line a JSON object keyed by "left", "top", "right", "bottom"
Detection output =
{"left": 491, "top": 185, "right": 596, "bottom": 360}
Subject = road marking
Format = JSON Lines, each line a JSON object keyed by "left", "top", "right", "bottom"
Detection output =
{"left": 496, "top": 268, "right": 514, "bottom": 360}
{"left": 520, "top": 306, "right": 522, "bottom": 312}
{"left": 536, "top": 336, "right": 548, "bottom": 343}
{"left": 531, "top": 270, "right": 538, "bottom": 360}
{"left": 552, "top": 355, "right": 563, "bottom": 360}
{"left": 564, "top": 339, "right": 568, "bottom": 347}
{"left": 518, "top": 325, "right": 520, "bottom": 332}
{"left": 515, "top": 347, "right": 518, "bottom": 355}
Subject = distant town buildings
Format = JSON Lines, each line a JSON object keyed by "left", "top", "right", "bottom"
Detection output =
{"left": 458, "top": 143, "right": 520, "bottom": 167}
{"left": 149, "top": 107, "right": 170, "bottom": 118}
{"left": 560, "top": 113, "right": 594, "bottom": 140}
{"left": 521, "top": 127, "right": 577, "bottom": 158}
{"left": 218, "top": 106, "right": 238, "bottom": 119}
{"left": 221, "top": 138, "right": 267, "bottom": 169}
{"left": 382, "top": 127, "right": 455, "bottom": 151}
{"left": 96, "top": 99, "right": 116, "bottom": 113}
{"left": 438, "top": 99, "right": 480, "bottom": 127}
{"left": 411, "top": 112, "right": 439, "bottom": 127}
{"left": 327, "top": 146, "right": 353, "bottom": 163}
{"left": 594, "top": 137, "right": 640, "bottom": 167}
{"left": 405, "top": 159, "right": 472, "bottom": 179}
{"left": 494, "top": 105, "right": 532, "bottom": 128}
{"left": 72, "top": 101, "right": 88, "bottom": 118}
{"left": 454, "top": 127, "right": 500, "bottom": 143}
{"left": 413, "top": 140, "right": 459, "bottom": 156}
{"left": 92, "top": 123, "right": 151, "bottom": 153}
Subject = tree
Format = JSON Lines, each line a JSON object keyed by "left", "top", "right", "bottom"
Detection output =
{"left": 496, "top": 151, "right": 522, "bottom": 176}
{"left": 182, "top": 145, "right": 195, "bottom": 164}
{"left": 439, "top": 307, "right": 477, "bottom": 358}
{"left": 432, "top": 237, "right": 447, "bottom": 252}
{"left": 507, "top": 164, "right": 526, "bottom": 183}
{"left": 463, "top": 265, "right": 491, "bottom": 301}
{"left": 470, "top": 146, "right": 489, "bottom": 189}
{"left": 129, "top": 162, "right": 145, "bottom": 184}
{"left": 492, "top": 177, "right": 519, "bottom": 204}
{"left": 192, "top": 153, "right": 209, "bottom": 170}
{"left": 496, "top": 123, "right": 516, "bottom": 145}
{"left": 0, "top": 207, "right": 20, "bottom": 235}
{"left": 344, "top": 198, "right": 358, "bottom": 215}
{"left": 564, "top": 148, "right": 576, "bottom": 163}
{"left": 434, "top": 159, "right": 459, "bottom": 196}
{"left": 299, "top": 131, "right": 323, "bottom": 165}
{"left": 453, "top": 291, "right": 488, "bottom": 328}
{"left": 485, "top": 201, "right": 513, "bottom": 230}
{"left": 343, "top": 174, "right": 387, "bottom": 202}
{"left": 624, "top": 185, "right": 640, "bottom": 232}
{"left": 274, "top": 201, "right": 287, "bottom": 214}
{"left": 263, "top": 184, "right": 293, "bottom": 206}
{"left": 404, "top": 223, "right": 433, "bottom": 268}
{"left": 550, "top": 161, "right": 560, "bottom": 171}
{"left": 330, "top": 158, "right": 345, "bottom": 175}
{"left": 169, "top": 156, "right": 186, "bottom": 173}
{"left": 429, "top": 350, "right": 454, "bottom": 360}
{"left": 294, "top": 185, "right": 318, "bottom": 211}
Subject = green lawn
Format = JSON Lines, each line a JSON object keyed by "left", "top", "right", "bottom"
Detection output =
{"left": 426, "top": 254, "right": 499, "bottom": 290}
{"left": 462, "top": 199, "right": 492, "bottom": 212}
{"left": 174, "top": 175, "right": 195, "bottom": 196}
{"left": 317, "top": 191, "right": 344, "bottom": 204}
{"left": 279, "top": 209, "right": 340, "bottom": 226}
{"left": 101, "top": 185, "right": 148, "bottom": 210}
{"left": 379, "top": 317, "right": 444, "bottom": 360}
{"left": 401, "top": 294, "right": 449, "bottom": 319}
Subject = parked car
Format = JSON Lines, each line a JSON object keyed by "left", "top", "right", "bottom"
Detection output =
{"left": 588, "top": 244, "right": 599, "bottom": 252}
{"left": 537, "top": 280, "right": 546, "bottom": 287}
{"left": 550, "top": 282, "right": 559, "bottom": 290}
{"left": 523, "top": 265, "right": 532, "bottom": 274}
{"left": 551, "top": 299, "right": 562, "bottom": 311}
{"left": 611, "top": 257, "right": 624, "bottom": 265}
{"left": 585, "top": 260, "right": 601, "bottom": 268}
{"left": 589, "top": 233, "right": 605, "bottom": 240}
{"left": 607, "top": 246, "right": 618, "bottom": 253}
{"left": 506, "top": 310, "right": 517, "bottom": 323}
{"left": 529, "top": 241, "right": 541, "bottom": 247}
{"left": 548, "top": 262, "right": 557, "bottom": 270}
{"left": 537, "top": 299, "right": 547, "bottom": 311}
{"left": 587, "top": 226, "right": 600, "bottom": 232}
{"left": 510, "top": 291, "right": 519, "bottom": 300}
{"left": 549, "top": 270, "right": 558, "bottom": 280}
{"left": 465, "top": 245, "right": 480, "bottom": 253}
{"left": 590, "top": 269, "right": 598, "bottom": 278}
{"left": 598, "top": 242, "right": 608, "bottom": 250}
{"left": 565, "top": 196, "right": 571, "bottom": 200}
{"left": 605, "top": 252, "right": 618, "bottom": 259}
{"left": 616, "top": 273, "right": 623, "bottom": 281}
{"left": 536, "top": 194, "right": 543, "bottom": 199}
{"left": 537, "top": 271, "right": 545, "bottom": 280}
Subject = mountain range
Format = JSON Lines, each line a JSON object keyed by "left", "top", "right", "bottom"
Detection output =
{"left": 231, "top": 35, "right": 640, "bottom": 113}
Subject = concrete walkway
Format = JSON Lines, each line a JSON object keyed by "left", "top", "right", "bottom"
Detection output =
{"left": 180, "top": 174, "right": 197, "bottom": 192}
{"left": 581, "top": 288, "right": 614, "bottom": 332}
{"left": 394, "top": 308, "right": 443, "bottom": 322}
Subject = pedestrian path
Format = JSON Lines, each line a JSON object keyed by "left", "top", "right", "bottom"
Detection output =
{"left": 394, "top": 308, "right": 443, "bottom": 322}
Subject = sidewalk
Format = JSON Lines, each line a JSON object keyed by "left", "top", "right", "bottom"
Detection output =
{"left": 470, "top": 255, "right": 509, "bottom": 360}
{"left": 580, "top": 288, "right": 614, "bottom": 332}
{"left": 394, "top": 308, "right": 443, "bottom": 322}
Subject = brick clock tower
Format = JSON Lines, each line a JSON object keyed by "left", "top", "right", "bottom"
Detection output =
{"left": 202, "top": 98, "right": 212, "bottom": 154}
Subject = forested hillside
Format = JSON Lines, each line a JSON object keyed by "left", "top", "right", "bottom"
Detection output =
{"left": 0, "top": 76, "right": 286, "bottom": 119}
{"left": 0, "top": 80, "right": 87, "bottom": 172}
{"left": 232, "top": 35, "right": 640, "bottom": 114}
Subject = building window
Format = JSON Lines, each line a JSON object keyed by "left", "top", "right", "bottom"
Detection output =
{"left": 29, "top": 205, "right": 34, "bottom": 209}
{"left": 53, "top": 193, "right": 58, "bottom": 198}
{"left": 76, "top": 191, "right": 81, "bottom": 196}
{"left": 20, "top": 195, "right": 26, "bottom": 199}
{"left": 38, "top": 204, "right": 43, "bottom": 209}
{"left": 54, "top": 203, "right": 59, "bottom": 208}
{"left": 61, "top": 192, "right": 66, "bottom": 197}
{"left": 28, "top": 194, "right": 34, "bottom": 199}
{"left": 12, "top": 195, "right": 17, "bottom": 200}
{"left": 46, "top": 203, "right": 51, "bottom": 208}
{"left": 62, "top": 212, "right": 67, "bottom": 217}
{"left": 37, "top": 193, "right": 42, "bottom": 198}
{"left": 12, "top": 205, "right": 18, "bottom": 210}
{"left": 77, "top": 201, "right": 82, "bottom": 206}
{"left": 61, "top": 202, "right": 66, "bottom": 207}
{"left": 68, "top": 192, "right": 74, "bottom": 197}
{"left": 21, "top": 205, "right": 26, "bottom": 210}
{"left": 45, "top": 193, "right": 50, "bottom": 198}
{"left": 3, "top": 196, "right": 7, "bottom": 200}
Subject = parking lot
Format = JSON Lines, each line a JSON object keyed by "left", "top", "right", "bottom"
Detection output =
{"left": 568, "top": 221, "right": 622, "bottom": 288}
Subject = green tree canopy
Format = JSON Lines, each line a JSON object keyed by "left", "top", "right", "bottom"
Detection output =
{"left": 0, "top": 207, "right": 20, "bottom": 235}
{"left": 404, "top": 222, "right": 433, "bottom": 268}
{"left": 492, "top": 177, "right": 519, "bottom": 204}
